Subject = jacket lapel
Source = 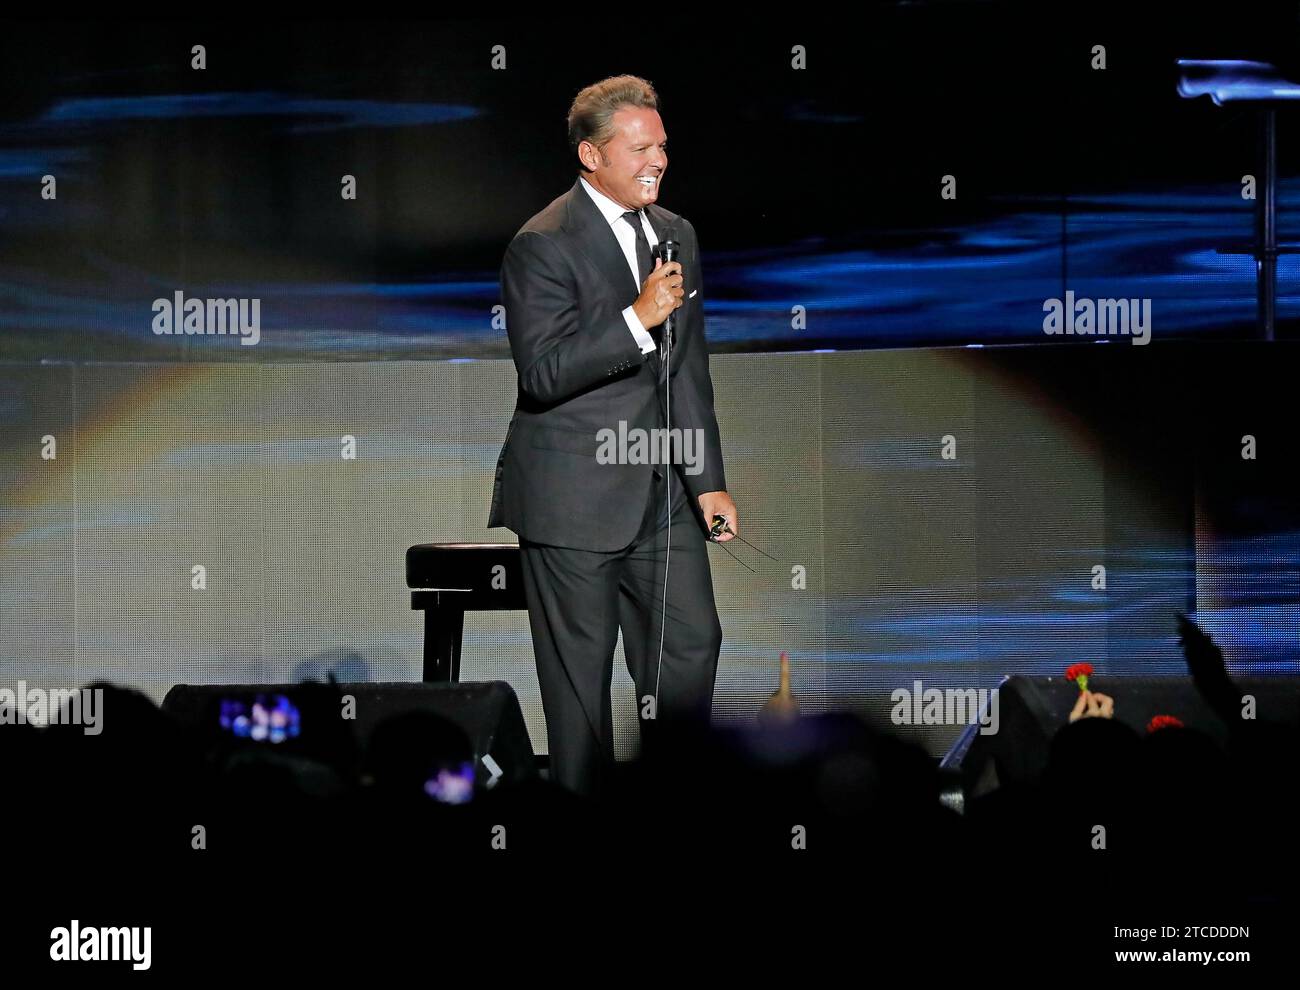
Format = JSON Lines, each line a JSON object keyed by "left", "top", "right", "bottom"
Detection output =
{"left": 562, "top": 180, "right": 676, "bottom": 386}
{"left": 563, "top": 177, "right": 641, "bottom": 302}
{"left": 643, "top": 204, "right": 673, "bottom": 249}
{"left": 644, "top": 204, "right": 680, "bottom": 381}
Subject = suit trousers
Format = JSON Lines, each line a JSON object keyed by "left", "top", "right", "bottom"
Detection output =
{"left": 519, "top": 465, "right": 723, "bottom": 796}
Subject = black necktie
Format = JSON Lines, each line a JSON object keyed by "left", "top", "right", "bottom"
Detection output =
{"left": 622, "top": 209, "right": 652, "bottom": 286}
{"left": 622, "top": 210, "right": 661, "bottom": 349}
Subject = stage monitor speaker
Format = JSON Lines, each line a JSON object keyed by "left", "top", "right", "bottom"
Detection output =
{"left": 941, "top": 674, "right": 1300, "bottom": 798}
{"left": 161, "top": 680, "right": 536, "bottom": 788}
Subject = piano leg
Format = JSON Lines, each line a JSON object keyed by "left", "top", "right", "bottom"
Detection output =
{"left": 422, "top": 605, "right": 465, "bottom": 683}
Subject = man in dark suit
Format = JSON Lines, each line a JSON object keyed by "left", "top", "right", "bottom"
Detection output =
{"left": 487, "top": 75, "right": 738, "bottom": 795}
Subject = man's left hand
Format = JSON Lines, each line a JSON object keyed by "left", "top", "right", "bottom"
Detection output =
{"left": 697, "top": 490, "right": 738, "bottom": 542}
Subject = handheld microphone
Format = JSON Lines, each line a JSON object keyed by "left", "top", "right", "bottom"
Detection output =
{"left": 658, "top": 239, "right": 680, "bottom": 347}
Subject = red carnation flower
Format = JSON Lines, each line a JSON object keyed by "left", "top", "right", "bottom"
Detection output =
{"left": 1065, "top": 662, "right": 1094, "bottom": 693}
{"left": 1147, "top": 715, "right": 1184, "bottom": 733}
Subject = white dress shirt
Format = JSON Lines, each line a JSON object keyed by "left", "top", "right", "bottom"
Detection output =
{"left": 579, "top": 176, "right": 659, "bottom": 355}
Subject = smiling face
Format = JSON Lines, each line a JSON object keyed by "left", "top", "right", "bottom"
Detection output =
{"left": 578, "top": 106, "right": 667, "bottom": 211}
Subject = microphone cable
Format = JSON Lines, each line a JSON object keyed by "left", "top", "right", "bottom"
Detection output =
{"left": 652, "top": 236, "right": 679, "bottom": 712}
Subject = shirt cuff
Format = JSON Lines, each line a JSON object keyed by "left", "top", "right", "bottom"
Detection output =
{"left": 623, "top": 306, "right": 658, "bottom": 355}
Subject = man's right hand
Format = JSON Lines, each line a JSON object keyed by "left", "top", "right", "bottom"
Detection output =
{"left": 632, "top": 257, "right": 684, "bottom": 330}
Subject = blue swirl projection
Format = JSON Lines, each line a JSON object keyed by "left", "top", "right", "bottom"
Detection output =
{"left": 0, "top": 183, "right": 1284, "bottom": 358}
{"left": 1177, "top": 60, "right": 1300, "bottom": 105}
{"left": 37, "top": 92, "right": 482, "bottom": 133}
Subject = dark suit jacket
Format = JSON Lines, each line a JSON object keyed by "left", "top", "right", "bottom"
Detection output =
{"left": 487, "top": 176, "right": 727, "bottom": 552}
